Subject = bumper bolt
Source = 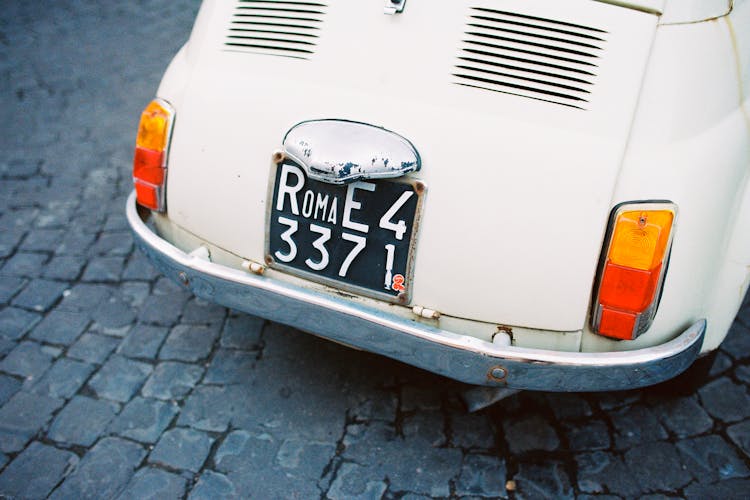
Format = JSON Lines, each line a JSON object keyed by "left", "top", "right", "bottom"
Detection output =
{"left": 489, "top": 366, "right": 508, "bottom": 382}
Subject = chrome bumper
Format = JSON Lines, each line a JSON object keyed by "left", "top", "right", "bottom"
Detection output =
{"left": 126, "top": 192, "right": 705, "bottom": 391}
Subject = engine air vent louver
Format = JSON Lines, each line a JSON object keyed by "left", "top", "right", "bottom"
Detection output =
{"left": 225, "top": 0, "right": 327, "bottom": 60}
{"left": 454, "top": 7, "right": 607, "bottom": 110}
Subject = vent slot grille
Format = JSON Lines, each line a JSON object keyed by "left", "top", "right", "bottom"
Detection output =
{"left": 454, "top": 8, "right": 607, "bottom": 110}
{"left": 225, "top": 0, "right": 327, "bottom": 59}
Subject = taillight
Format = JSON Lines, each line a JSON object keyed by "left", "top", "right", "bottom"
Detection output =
{"left": 133, "top": 99, "right": 174, "bottom": 211}
{"left": 592, "top": 202, "right": 677, "bottom": 340}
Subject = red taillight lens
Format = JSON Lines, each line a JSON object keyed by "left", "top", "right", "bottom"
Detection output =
{"left": 133, "top": 99, "right": 174, "bottom": 211}
{"left": 592, "top": 203, "right": 677, "bottom": 340}
{"left": 598, "top": 307, "right": 638, "bottom": 341}
{"left": 598, "top": 262, "right": 661, "bottom": 312}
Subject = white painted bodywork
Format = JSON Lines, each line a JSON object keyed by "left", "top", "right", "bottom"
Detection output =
{"left": 153, "top": 0, "right": 749, "bottom": 354}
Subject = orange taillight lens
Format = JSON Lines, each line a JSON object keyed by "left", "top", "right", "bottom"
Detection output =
{"left": 133, "top": 99, "right": 174, "bottom": 212}
{"left": 592, "top": 204, "right": 676, "bottom": 340}
{"left": 608, "top": 210, "right": 673, "bottom": 270}
{"left": 136, "top": 100, "right": 172, "bottom": 150}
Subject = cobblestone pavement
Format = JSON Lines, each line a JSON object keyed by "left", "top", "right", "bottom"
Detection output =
{"left": 1, "top": 1, "right": 749, "bottom": 498}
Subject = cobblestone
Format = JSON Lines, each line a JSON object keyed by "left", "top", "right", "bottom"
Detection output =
{"left": 546, "top": 392, "right": 594, "bottom": 420}
{"left": 21, "top": 229, "right": 65, "bottom": 253}
{"left": 47, "top": 395, "right": 120, "bottom": 446}
{"left": 88, "top": 356, "right": 153, "bottom": 402}
{"left": 177, "top": 385, "right": 236, "bottom": 432}
{"left": 81, "top": 256, "right": 125, "bottom": 282}
{"left": 203, "top": 349, "right": 256, "bottom": 384}
{"left": 455, "top": 454, "right": 506, "bottom": 497}
{"left": 736, "top": 364, "right": 750, "bottom": 385}
{"left": 0, "top": 229, "right": 25, "bottom": 259}
{"left": 0, "top": 442, "right": 78, "bottom": 498}
{"left": 576, "top": 451, "right": 640, "bottom": 496}
{"left": 189, "top": 470, "right": 238, "bottom": 500}
{"left": 684, "top": 477, "right": 750, "bottom": 500}
{"left": 502, "top": 415, "right": 560, "bottom": 454}
{"left": 89, "top": 295, "right": 136, "bottom": 333}
{"left": 66, "top": 333, "right": 118, "bottom": 365}
{"left": 214, "top": 429, "right": 334, "bottom": 498}
{"left": 652, "top": 395, "right": 714, "bottom": 438}
{"left": 29, "top": 310, "right": 89, "bottom": 345}
{"left": 149, "top": 427, "right": 214, "bottom": 472}
{"left": 219, "top": 312, "right": 264, "bottom": 350}
{"left": 0, "top": 307, "right": 41, "bottom": 339}
{"left": 677, "top": 435, "right": 750, "bottom": 483}
{"left": 56, "top": 230, "right": 96, "bottom": 256}
{"left": 141, "top": 361, "right": 204, "bottom": 401}
{"left": 11, "top": 278, "right": 68, "bottom": 312}
{"left": 698, "top": 378, "right": 750, "bottom": 423}
{"left": 108, "top": 396, "right": 178, "bottom": 443}
{"left": 450, "top": 413, "right": 496, "bottom": 450}
{"left": 623, "top": 441, "right": 692, "bottom": 493}
{"left": 327, "top": 462, "right": 388, "bottom": 499}
{"left": 563, "top": 418, "right": 611, "bottom": 451}
{"left": 139, "top": 293, "right": 189, "bottom": 326}
{"left": 722, "top": 322, "right": 750, "bottom": 361}
{"left": 116, "top": 467, "right": 187, "bottom": 500}
{"left": 342, "top": 421, "right": 462, "bottom": 497}
{"left": 513, "top": 461, "right": 574, "bottom": 499}
{"left": 160, "top": 324, "right": 221, "bottom": 362}
{"left": 0, "top": 392, "right": 64, "bottom": 453}
{"left": 182, "top": 297, "right": 227, "bottom": 325}
{"left": 0, "top": 277, "right": 25, "bottom": 305}
{"left": 727, "top": 419, "right": 750, "bottom": 458}
{"left": 1, "top": 252, "right": 48, "bottom": 278}
{"left": 0, "top": 375, "right": 21, "bottom": 407}
{"left": 50, "top": 437, "right": 146, "bottom": 499}
{"left": 42, "top": 255, "right": 86, "bottom": 281}
{"left": 0, "top": 340, "right": 14, "bottom": 358}
{"left": 0, "top": 340, "right": 57, "bottom": 380}
{"left": 610, "top": 404, "right": 669, "bottom": 449}
{"left": 1, "top": 2, "right": 749, "bottom": 498}
{"left": 31, "top": 357, "right": 95, "bottom": 399}
{"left": 89, "top": 231, "right": 133, "bottom": 257}
{"left": 122, "top": 252, "right": 161, "bottom": 281}
{"left": 117, "top": 324, "right": 169, "bottom": 359}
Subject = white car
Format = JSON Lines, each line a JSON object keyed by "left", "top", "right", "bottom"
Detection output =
{"left": 127, "top": 0, "right": 749, "bottom": 393}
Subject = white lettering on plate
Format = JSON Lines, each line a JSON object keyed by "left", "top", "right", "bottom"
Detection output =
{"left": 276, "top": 165, "right": 339, "bottom": 225}
{"left": 301, "top": 190, "right": 314, "bottom": 218}
{"left": 379, "top": 191, "right": 413, "bottom": 240}
{"left": 339, "top": 233, "right": 367, "bottom": 277}
{"left": 276, "top": 163, "right": 304, "bottom": 215}
{"left": 305, "top": 223, "right": 331, "bottom": 271}
{"left": 314, "top": 194, "right": 329, "bottom": 220}
{"left": 327, "top": 197, "right": 338, "bottom": 224}
{"left": 343, "top": 181, "right": 375, "bottom": 234}
{"left": 275, "top": 216, "right": 298, "bottom": 262}
{"left": 384, "top": 243, "right": 395, "bottom": 290}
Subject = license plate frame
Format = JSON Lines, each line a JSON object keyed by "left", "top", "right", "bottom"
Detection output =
{"left": 264, "top": 153, "right": 425, "bottom": 304}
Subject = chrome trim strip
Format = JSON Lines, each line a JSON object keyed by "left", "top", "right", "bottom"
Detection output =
{"left": 127, "top": 192, "right": 705, "bottom": 391}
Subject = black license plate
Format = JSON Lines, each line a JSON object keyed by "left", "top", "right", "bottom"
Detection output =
{"left": 267, "top": 160, "right": 423, "bottom": 302}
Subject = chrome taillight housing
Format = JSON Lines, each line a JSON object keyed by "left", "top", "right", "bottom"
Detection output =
{"left": 592, "top": 202, "right": 677, "bottom": 340}
{"left": 133, "top": 98, "right": 174, "bottom": 212}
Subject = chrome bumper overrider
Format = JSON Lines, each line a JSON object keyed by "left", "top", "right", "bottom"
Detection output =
{"left": 126, "top": 192, "right": 706, "bottom": 391}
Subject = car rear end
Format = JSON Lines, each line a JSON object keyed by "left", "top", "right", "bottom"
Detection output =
{"left": 127, "top": 0, "right": 750, "bottom": 391}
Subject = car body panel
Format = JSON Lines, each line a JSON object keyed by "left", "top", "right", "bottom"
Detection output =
{"left": 161, "top": 0, "right": 658, "bottom": 332}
